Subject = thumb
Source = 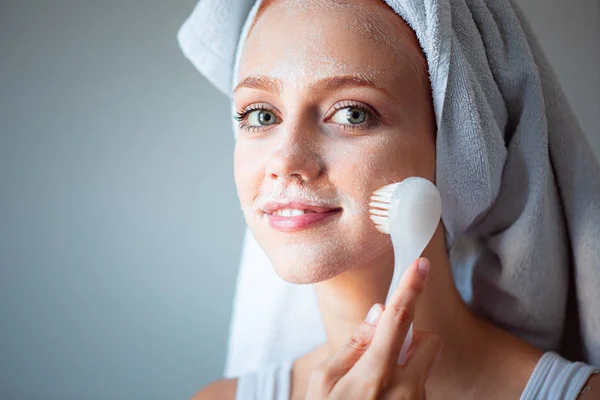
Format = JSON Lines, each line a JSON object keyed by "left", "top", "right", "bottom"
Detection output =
{"left": 308, "top": 304, "right": 383, "bottom": 395}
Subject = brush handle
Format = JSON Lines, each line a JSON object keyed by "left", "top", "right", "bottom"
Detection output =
{"left": 398, "top": 323, "right": 412, "bottom": 365}
{"left": 384, "top": 177, "right": 442, "bottom": 366}
{"left": 385, "top": 256, "right": 414, "bottom": 366}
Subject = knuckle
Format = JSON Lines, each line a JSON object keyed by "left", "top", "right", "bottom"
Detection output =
{"left": 406, "top": 276, "right": 426, "bottom": 295}
{"left": 346, "top": 330, "right": 371, "bottom": 352}
{"left": 389, "top": 301, "right": 415, "bottom": 328}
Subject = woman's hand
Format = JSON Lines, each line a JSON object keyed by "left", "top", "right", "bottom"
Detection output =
{"left": 305, "top": 258, "right": 441, "bottom": 400}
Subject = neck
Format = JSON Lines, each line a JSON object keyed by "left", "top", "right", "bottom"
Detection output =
{"left": 313, "top": 244, "right": 393, "bottom": 354}
{"left": 313, "top": 226, "right": 467, "bottom": 352}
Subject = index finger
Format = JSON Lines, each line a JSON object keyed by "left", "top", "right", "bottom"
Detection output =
{"left": 353, "top": 258, "right": 430, "bottom": 375}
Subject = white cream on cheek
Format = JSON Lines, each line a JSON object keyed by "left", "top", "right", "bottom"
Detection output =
{"left": 255, "top": 182, "right": 343, "bottom": 211}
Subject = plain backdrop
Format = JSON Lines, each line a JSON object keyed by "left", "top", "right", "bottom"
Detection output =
{"left": 0, "top": 0, "right": 598, "bottom": 399}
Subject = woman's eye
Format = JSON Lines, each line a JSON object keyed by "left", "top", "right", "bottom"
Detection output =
{"left": 331, "top": 107, "right": 368, "bottom": 125}
{"left": 248, "top": 110, "right": 277, "bottom": 126}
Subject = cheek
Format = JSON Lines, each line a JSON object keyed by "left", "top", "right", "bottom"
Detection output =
{"left": 234, "top": 141, "right": 265, "bottom": 208}
{"left": 365, "top": 131, "right": 435, "bottom": 183}
{"left": 330, "top": 134, "right": 430, "bottom": 198}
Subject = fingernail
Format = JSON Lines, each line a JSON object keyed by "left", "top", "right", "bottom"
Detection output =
{"left": 365, "top": 304, "right": 382, "bottom": 325}
{"left": 418, "top": 258, "right": 430, "bottom": 277}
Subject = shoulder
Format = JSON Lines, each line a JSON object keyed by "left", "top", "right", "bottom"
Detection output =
{"left": 191, "top": 378, "right": 237, "bottom": 400}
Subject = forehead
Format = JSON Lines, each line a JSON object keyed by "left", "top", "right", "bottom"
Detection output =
{"left": 239, "top": 0, "right": 425, "bottom": 87}
{"left": 249, "top": 0, "right": 394, "bottom": 38}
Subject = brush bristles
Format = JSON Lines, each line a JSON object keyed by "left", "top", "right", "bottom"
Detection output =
{"left": 371, "top": 195, "right": 392, "bottom": 203}
{"left": 369, "top": 183, "right": 400, "bottom": 235}
{"left": 369, "top": 201, "right": 389, "bottom": 209}
{"left": 369, "top": 209, "right": 388, "bottom": 217}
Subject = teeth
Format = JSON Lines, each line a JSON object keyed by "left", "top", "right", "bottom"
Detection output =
{"left": 274, "top": 209, "right": 307, "bottom": 217}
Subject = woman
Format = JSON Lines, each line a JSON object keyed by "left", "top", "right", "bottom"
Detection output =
{"left": 178, "top": 0, "right": 600, "bottom": 398}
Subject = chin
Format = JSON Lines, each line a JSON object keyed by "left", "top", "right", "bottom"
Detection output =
{"left": 248, "top": 226, "right": 356, "bottom": 284}
{"left": 248, "top": 217, "right": 394, "bottom": 284}
{"left": 266, "top": 242, "right": 382, "bottom": 284}
{"left": 270, "top": 258, "right": 346, "bottom": 284}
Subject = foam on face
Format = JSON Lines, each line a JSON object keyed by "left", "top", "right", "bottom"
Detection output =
{"left": 242, "top": 0, "right": 427, "bottom": 89}
{"left": 233, "top": 0, "right": 436, "bottom": 284}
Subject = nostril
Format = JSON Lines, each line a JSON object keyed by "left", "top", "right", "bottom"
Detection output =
{"left": 265, "top": 150, "right": 322, "bottom": 183}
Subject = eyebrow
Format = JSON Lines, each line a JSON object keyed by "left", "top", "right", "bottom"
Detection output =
{"left": 233, "top": 75, "right": 283, "bottom": 95}
{"left": 233, "top": 74, "right": 392, "bottom": 98}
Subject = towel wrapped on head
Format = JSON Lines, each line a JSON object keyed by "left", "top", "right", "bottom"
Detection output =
{"left": 177, "top": 0, "right": 600, "bottom": 378}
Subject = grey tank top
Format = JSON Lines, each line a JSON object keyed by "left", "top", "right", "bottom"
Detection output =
{"left": 235, "top": 360, "right": 293, "bottom": 400}
{"left": 233, "top": 353, "right": 598, "bottom": 399}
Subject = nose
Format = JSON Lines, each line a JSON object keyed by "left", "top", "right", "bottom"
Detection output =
{"left": 265, "top": 129, "right": 323, "bottom": 183}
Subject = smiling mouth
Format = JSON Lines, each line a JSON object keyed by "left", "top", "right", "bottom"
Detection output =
{"left": 271, "top": 208, "right": 320, "bottom": 217}
{"left": 264, "top": 207, "right": 343, "bottom": 232}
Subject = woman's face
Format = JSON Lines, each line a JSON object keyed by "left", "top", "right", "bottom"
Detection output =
{"left": 233, "top": 0, "right": 436, "bottom": 283}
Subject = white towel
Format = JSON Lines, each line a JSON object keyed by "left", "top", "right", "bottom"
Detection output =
{"left": 178, "top": 0, "right": 600, "bottom": 378}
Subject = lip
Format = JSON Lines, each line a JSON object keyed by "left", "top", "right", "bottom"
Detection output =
{"left": 262, "top": 199, "right": 342, "bottom": 232}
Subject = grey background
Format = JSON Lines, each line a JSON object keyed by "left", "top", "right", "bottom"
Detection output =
{"left": 0, "top": 0, "right": 598, "bottom": 399}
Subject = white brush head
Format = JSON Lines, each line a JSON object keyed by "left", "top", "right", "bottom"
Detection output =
{"left": 369, "top": 177, "right": 442, "bottom": 269}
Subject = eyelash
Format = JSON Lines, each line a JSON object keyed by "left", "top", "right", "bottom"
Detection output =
{"left": 233, "top": 104, "right": 275, "bottom": 133}
{"left": 233, "top": 101, "right": 380, "bottom": 133}
{"left": 331, "top": 101, "right": 380, "bottom": 132}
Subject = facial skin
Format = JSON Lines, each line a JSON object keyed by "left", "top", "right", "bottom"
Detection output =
{"left": 233, "top": 0, "right": 436, "bottom": 284}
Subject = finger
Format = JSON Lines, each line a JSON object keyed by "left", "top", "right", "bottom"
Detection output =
{"left": 354, "top": 258, "right": 430, "bottom": 375}
{"left": 305, "top": 304, "right": 383, "bottom": 398}
{"left": 328, "top": 304, "right": 383, "bottom": 378}
{"left": 383, "top": 331, "right": 442, "bottom": 400}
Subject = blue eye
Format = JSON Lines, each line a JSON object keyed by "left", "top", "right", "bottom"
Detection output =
{"left": 234, "top": 105, "right": 280, "bottom": 132}
{"left": 248, "top": 110, "right": 277, "bottom": 126}
{"left": 331, "top": 107, "right": 368, "bottom": 125}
